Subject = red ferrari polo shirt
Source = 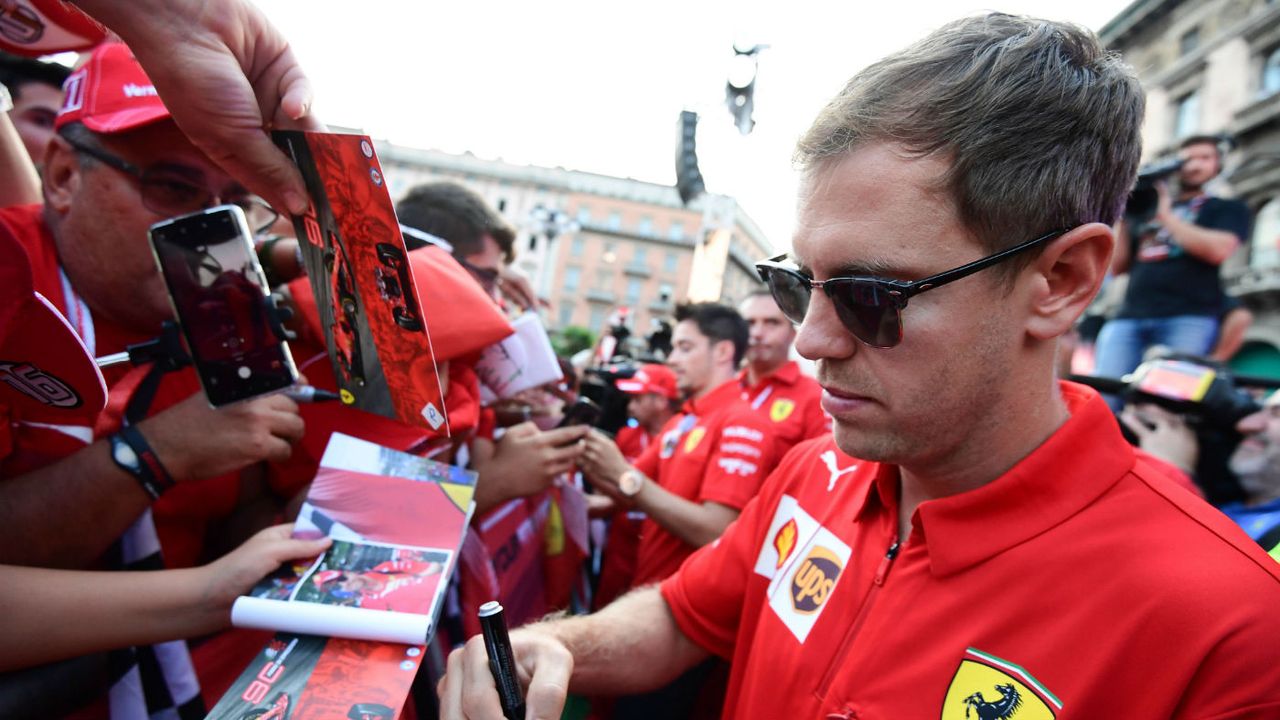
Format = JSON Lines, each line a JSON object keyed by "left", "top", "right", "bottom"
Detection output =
{"left": 631, "top": 378, "right": 777, "bottom": 587}
{"left": 662, "top": 382, "right": 1280, "bottom": 720}
{"left": 737, "top": 360, "right": 828, "bottom": 457}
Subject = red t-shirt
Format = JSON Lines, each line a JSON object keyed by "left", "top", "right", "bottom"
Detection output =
{"left": 662, "top": 382, "right": 1280, "bottom": 719}
{"left": 737, "top": 360, "right": 828, "bottom": 458}
{"left": 631, "top": 378, "right": 777, "bottom": 587}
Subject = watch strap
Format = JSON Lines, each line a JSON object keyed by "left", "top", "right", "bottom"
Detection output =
{"left": 110, "top": 425, "right": 175, "bottom": 500}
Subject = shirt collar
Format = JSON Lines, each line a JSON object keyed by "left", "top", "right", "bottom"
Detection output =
{"left": 894, "top": 382, "right": 1134, "bottom": 577}
{"left": 684, "top": 376, "right": 747, "bottom": 416}
{"left": 738, "top": 361, "right": 801, "bottom": 391}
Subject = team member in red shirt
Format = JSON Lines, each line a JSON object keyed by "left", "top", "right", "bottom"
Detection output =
{"left": 594, "top": 363, "right": 680, "bottom": 609}
{"left": 580, "top": 303, "right": 778, "bottom": 589}
{"left": 439, "top": 14, "right": 1280, "bottom": 720}
{"left": 579, "top": 303, "right": 778, "bottom": 719}
{"left": 737, "top": 290, "right": 828, "bottom": 456}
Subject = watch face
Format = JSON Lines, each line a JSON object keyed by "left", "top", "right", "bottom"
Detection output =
{"left": 619, "top": 470, "right": 644, "bottom": 497}
{"left": 113, "top": 439, "right": 139, "bottom": 469}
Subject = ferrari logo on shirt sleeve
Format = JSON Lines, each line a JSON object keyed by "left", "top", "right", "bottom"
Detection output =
{"left": 940, "top": 648, "right": 1061, "bottom": 719}
{"left": 683, "top": 427, "right": 707, "bottom": 453}
{"left": 769, "top": 398, "right": 796, "bottom": 423}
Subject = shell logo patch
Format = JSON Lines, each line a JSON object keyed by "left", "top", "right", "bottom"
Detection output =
{"left": 772, "top": 518, "right": 798, "bottom": 569}
{"left": 770, "top": 398, "right": 796, "bottom": 423}
{"left": 940, "top": 648, "right": 1061, "bottom": 719}
{"left": 790, "top": 545, "right": 842, "bottom": 614}
{"left": 683, "top": 427, "right": 707, "bottom": 453}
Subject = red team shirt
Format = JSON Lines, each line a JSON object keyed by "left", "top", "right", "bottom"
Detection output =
{"left": 737, "top": 360, "right": 828, "bottom": 458}
{"left": 631, "top": 378, "right": 778, "bottom": 587}
{"left": 662, "top": 383, "right": 1280, "bottom": 719}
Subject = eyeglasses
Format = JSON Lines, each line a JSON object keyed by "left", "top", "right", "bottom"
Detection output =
{"left": 61, "top": 135, "right": 279, "bottom": 235}
{"left": 754, "top": 229, "right": 1068, "bottom": 349}
{"left": 457, "top": 257, "right": 501, "bottom": 292}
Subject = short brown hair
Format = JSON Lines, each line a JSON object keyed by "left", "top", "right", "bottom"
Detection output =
{"left": 396, "top": 182, "right": 516, "bottom": 263}
{"left": 796, "top": 13, "right": 1144, "bottom": 266}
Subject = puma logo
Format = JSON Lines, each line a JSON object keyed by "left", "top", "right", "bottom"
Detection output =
{"left": 820, "top": 450, "right": 858, "bottom": 492}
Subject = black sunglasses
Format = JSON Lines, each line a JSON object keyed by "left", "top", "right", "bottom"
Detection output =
{"left": 61, "top": 135, "right": 279, "bottom": 235}
{"left": 754, "top": 228, "right": 1068, "bottom": 349}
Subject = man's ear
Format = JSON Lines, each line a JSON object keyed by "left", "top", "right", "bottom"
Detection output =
{"left": 1024, "top": 223, "right": 1114, "bottom": 341}
{"left": 713, "top": 338, "right": 737, "bottom": 368}
{"left": 41, "top": 136, "right": 82, "bottom": 216}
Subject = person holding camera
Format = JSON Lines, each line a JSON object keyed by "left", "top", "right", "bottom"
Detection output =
{"left": 1094, "top": 135, "right": 1251, "bottom": 396}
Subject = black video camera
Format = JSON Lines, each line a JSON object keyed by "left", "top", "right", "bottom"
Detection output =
{"left": 1124, "top": 157, "right": 1184, "bottom": 231}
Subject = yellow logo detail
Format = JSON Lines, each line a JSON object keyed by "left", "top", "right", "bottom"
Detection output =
{"left": 339, "top": 389, "right": 355, "bottom": 404}
{"left": 683, "top": 427, "right": 706, "bottom": 453}
{"left": 544, "top": 501, "right": 565, "bottom": 556}
{"left": 940, "top": 653, "right": 1059, "bottom": 720}
{"left": 773, "top": 519, "right": 798, "bottom": 569}
{"left": 770, "top": 398, "right": 796, "bottom": 422}
{"left": 790, "top": 545, "right": 842, "bottom": 613}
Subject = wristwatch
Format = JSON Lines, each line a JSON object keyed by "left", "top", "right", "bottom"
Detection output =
{"left": 109, "top": 425, "right": 175, "bottom": 500}
{"left": 618, "top": 469, "right": 645, "bottom": 497}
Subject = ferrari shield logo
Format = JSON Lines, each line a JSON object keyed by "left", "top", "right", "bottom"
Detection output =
{"left": 683, "top": 427, "right": 707, "bottom": 453}
{"left": 770, "top": 398, "right": 796, "bottom": 423}
{"left": 940, "top": 648, "right": 1060, "bottom": 719}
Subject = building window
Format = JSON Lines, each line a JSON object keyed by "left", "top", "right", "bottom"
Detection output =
{"left": 1173, "top": 90, "right": 1200, "bottom": 139}
{"left": 637, "top": 216, "right": 654, "bottom": 236}
{"left": 588, "top": 306, "right": 606, "bottom": 333}
{"left": 1251, "top": 198, "right": 1280, "bottom": 269}
{"left": 564, "top": 266, "right": 581, "bottom": 292}
{"left": 1264, "top": 46, "right": 1280, "bottom": 96}
{"left": 657, "top": 282, "right": 674, "bottom": 305}
{"left": 1179, "top": 27, "right": 1199, "bottom": 56}
{"left": 668, "top": 221, "right": 685, "bottom": 241}
{"left": 626, "top": 278, "right": 643, "bottom": 304}
{"left": 606, "top": 211, "right": 622, "bottom": 231}
{"left": 558, "top": 303, "right": 574, "bottom": 329}
{"left": 576, "top": 206, "right": 591, "bottom": 225}
{"left": 570, "top": 236, "right": 584, "bottom": 257}
{"left": 664, "top": 251, "right": 679, "bottom": 274}
{"left": 633, "top": 246, "right": 648, "bottom": 266}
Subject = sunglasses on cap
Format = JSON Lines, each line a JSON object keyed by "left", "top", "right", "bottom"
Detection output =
{"left": 754, "top": 228, "right": 1068, "bottom": 349}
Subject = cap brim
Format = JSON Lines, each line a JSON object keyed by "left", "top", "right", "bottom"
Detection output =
{"left": 0, "top": 292, "right": 106, "bottom": 423}
{"left": 615, "top": 379, "right": 646, "bottom": 394}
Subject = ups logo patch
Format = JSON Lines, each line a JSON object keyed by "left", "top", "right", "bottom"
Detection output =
{"left": 940, "top": 648, "right": 1060, "bottom": 719}
{"left": 791, "top": 546, "right": 841, "bottom": 613}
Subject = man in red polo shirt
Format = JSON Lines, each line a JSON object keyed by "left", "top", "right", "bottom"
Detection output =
{"left": 579, "top": 302, "right": 778, "bottom": 718}
{"left": 440, "top": 14, "right": 1280, "bottom": 720}
{"left": 738, "top": 290, "right": 828, "bottom": 457}
{"left": 580, "top": 303, "right": 777, "bottom": 590}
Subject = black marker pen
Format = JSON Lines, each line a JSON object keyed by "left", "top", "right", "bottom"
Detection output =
{"left": 478, "top": 601, "right": 525, "bottom": 720}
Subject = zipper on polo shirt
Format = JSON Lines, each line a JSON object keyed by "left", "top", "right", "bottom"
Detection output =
{"left": 817, "top": 539, "right": 901, "bottom": 697}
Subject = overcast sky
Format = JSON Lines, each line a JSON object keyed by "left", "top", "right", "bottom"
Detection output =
{"left": 253, "top": 0, "right": 1135, "bottom": 250}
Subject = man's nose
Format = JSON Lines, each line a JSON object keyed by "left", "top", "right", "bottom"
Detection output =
{"left": 1237, "top": 409, "right": 1267, "bottom": 435}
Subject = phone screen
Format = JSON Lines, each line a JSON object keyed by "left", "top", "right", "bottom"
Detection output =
{"left": 1134, "top": 359, "right": 1216, "bottom": 403}
{"left": 149, "top": 205, "right": 298, "bottom": 406}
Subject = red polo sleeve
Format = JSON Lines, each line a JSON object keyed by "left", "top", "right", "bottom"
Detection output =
{"left": 661, "top": 462, "right": 787, "bottom": 658}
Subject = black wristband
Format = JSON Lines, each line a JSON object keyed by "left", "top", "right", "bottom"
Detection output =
{"left": 109, "top": 425, "right": 176, "bottom": 500}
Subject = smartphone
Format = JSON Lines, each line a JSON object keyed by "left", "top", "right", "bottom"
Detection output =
{"left": 149, "top": 205, "right": 299, "bottom": 406}
{"left": 557, "top": 397, "right": 602, "bottom": 429}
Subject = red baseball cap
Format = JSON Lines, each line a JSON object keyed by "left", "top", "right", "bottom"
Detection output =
{"left": 55, "top": 42, "right": 171, "bottom": 134}
{"left": 616, "top": 363, "right": 678, "bottom": 400}
{"left": 0, "top": 233, "right": 106, "bottom": 424}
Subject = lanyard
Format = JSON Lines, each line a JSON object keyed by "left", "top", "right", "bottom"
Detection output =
{"left": 58, "top": 267, "right": 95, "bottom": 355}
{"left": 750, "top": 384, "right": 774, "bottom": 410}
